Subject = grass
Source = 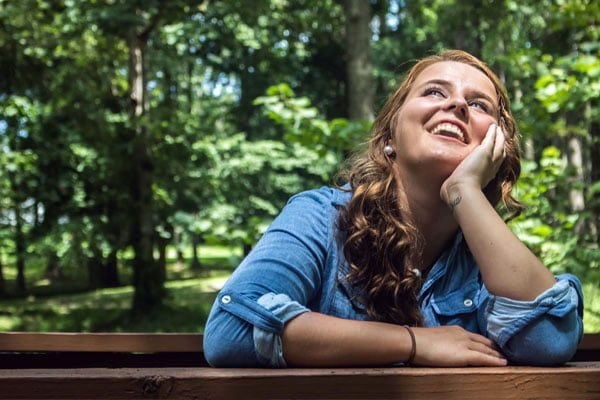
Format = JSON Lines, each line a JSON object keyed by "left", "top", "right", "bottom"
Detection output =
{"left": 0, "top": 271, "right": 230, "bottom": 332}
{"left": 0, "top": 245, "right": 238, "bottom": 332}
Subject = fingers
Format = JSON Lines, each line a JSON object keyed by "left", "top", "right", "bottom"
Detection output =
{"left": 481, "top": 123, "right": 497, "bottom": 150}
{"left": 492, "top": 124, "right": 505, "bottom": 162}
{"left": 468, "top": 340, "right": 505, "bottom": 360}
{"left": 465, "top": 331, "right": 507, "bottom": 365}
{"left": 467, "top": 351, "right": 508, "bottom": 367}
{"left": 468, "top": 332, "right": 497, "bottom": 348}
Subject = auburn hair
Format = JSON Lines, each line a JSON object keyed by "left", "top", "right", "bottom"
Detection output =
{"left": 337, "top": 50, "right": 524, "bottom": 326}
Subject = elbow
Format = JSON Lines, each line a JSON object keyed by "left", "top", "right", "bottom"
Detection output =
{"left": 506, "top": 335, "right": 578, "bottom": 366}
{"left": 203, "top": 327, "right": 232, "bottom": 367}
{"left": 503, "top": 313, "right": 582, "bottom": 366}
{"left": 203, "top": 335, "right": 244, "bottom": 368}
{"left": 203, "top": 311, "right": 260, "bottom": 367}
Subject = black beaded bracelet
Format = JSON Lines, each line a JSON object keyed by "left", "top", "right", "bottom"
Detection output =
{"left": 403, "top": 325, "right": 417, "bottom": 364}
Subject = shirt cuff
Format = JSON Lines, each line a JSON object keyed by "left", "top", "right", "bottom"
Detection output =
{"left": 253, "top": 293, "right": 310, "bottom": 367}
{"left": 485, "top": 277, "right": 580, "bottom": 347}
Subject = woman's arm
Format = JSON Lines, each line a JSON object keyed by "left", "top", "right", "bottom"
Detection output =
{"left": 441, "top": 124, "right": 555, "bottom": 300}
{"left": 441, "top": 124, "right": 582, "bottom": 365}
{"left": 449, "top": 186, "right": 555, "bottom": 299}
{"left": 283, "top": 312, "right": 506, "bottom": 367}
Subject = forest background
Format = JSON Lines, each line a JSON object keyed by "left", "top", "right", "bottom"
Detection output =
{"left": 0, "top": 0, "right": 598, "bottom": 333}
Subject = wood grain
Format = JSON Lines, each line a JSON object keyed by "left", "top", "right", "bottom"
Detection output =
{"left": 0, "top": 363, "right": 598, "bottom": 399}
{"left": 0, "top": 333, "right": 598, "bottom": 399}
{"left": 0, "top": 332, "right": 203, "bottom": 352}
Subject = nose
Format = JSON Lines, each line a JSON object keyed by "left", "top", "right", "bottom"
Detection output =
{"left": 445, "top": 97, "right": 469, "bottom": 121}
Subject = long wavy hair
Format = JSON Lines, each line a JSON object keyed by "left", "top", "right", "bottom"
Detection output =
{"left": 337, "top": 50, "right": 524, "bottom": 326}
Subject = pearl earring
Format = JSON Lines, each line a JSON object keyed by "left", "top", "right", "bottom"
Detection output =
{"left": 384, "top": 145, "right": 395, "bottom": 156}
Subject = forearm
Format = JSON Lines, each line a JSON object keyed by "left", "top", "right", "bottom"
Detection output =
{"left": 450, "top": 185, "right": 555, "bottom": 300}
{"left": 282, "top": 312, "right": 412, "bottom": 367}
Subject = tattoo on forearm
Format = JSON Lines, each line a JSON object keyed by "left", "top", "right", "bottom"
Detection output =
{"left": 449, "top": 195, "right": 462, "bottom": 211}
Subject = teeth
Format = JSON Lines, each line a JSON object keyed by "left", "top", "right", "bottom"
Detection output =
{"left": 430, "top": 123, "right": 465, "bottom": 142}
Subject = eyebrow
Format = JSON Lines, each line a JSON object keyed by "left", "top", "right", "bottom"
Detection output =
{"left": 417, "top": 79, "right": 498, "bottom": 107}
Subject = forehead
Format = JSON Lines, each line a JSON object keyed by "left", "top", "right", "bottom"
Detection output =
{"left": 412, "top": 61, "right": 497, "bottom": 98}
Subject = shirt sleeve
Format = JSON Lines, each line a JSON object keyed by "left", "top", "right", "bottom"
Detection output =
{"left": 203, "top": 188, "right": 335, "bottom": 367}
{"left": 485, "top": 273, "right": 584, "bottom": 365}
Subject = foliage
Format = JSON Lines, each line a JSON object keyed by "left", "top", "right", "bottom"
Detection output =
{"left": 254, "top": 83, "right": 371, "bottom": 157}
{"left": 511, "top": 147, "right": 600, "bottom": 280}
{"left": 0, "top": 0, "right": 598, "bottom": 323}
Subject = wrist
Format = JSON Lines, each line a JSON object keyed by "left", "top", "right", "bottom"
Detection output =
{"left": 403, "top": 325, "right": 417, "bottom": 364}
{"left": 441, "top": 181, "right": 478, "bottom": 210}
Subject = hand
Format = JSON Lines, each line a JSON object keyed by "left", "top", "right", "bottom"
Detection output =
{"left": 440, "top": 124, "right": 505, "bottom": 207}
{"left": 411, "top": 325, "right": 507, "bottom": 367}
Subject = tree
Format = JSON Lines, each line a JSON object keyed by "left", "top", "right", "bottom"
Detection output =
{"left": 342, "top": 0, "right": 375, "bottom": 120}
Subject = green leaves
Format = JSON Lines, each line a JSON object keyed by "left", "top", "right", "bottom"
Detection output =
{"left": 535, "top": 52, "right": 600, "bottom": 113}
{"left": 0, "top": 0, "right": 598, "bottom": 307}
{"left": 255, "top": 83, "right": 369, "bottom": 156}
{"left": 511, "top": 147, "right": 600, "bottom": 277}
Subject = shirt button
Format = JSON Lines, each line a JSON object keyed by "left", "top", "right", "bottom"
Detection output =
{"left": 463, "top": 299, "right": 473, "bottom": 307}
{"left": 221, "top": 295, "right": 232, "bottom": 304}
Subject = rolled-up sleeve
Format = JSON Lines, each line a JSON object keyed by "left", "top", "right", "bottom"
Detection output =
{"left": 203, "top": 189, "right": 334, "bottom": 367}
{"left": 485, "top": 273, "right": 583, "bottom": 365}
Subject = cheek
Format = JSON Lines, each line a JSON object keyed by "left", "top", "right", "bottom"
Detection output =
{"left": 472, "top": 116, "right": 497, "bottom": 144}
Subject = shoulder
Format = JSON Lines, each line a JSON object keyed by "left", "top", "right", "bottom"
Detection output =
{"left": 266, "top": 186, "right": 351, "bottom": 244}
{"left": 286, "top": 185, "right": 351, "bottom": 209}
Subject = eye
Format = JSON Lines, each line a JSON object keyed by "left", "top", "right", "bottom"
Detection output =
{"left": 468, "top": 100, "right": 490, "bottom": 112}
{"left": 423, "top": 86, "right": 445, "bottom": 98}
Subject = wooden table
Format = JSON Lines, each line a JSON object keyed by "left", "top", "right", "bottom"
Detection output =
{"left": 0, "top": 333, "right": 598, "bottom": 399}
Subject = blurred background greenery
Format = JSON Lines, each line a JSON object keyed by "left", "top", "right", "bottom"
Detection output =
{"left": 0, "top": 0, "right": 598, "bottom": 333}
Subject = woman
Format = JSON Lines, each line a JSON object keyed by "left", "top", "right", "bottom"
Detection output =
{"left": 203, "top": 50, "right": 583, "bottom": 367}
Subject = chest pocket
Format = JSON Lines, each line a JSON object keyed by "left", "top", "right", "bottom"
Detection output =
{"left": 431, "top": 282, "right": 480, "bottom": 333}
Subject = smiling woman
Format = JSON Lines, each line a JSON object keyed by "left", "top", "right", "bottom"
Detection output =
{"left": 202, "top": 50, "right": 584, "bottom": 368}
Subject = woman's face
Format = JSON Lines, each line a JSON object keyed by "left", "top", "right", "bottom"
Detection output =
{"left": 392, "top": 61, "right": 499, "bottom": 178}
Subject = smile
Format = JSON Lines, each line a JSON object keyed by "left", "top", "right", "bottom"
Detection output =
{"left": 429, "top": 122, "right": 468, "bottom": 144}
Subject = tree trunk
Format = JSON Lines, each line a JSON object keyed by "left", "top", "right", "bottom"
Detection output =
{"left": 243, "top": 243, "right": 252, "bottom": 257}
{"left": 565, "top": 109, "right": 587, "bottom": 236}
{"left": 157, "top": 237, "right": 168, "bottom": 283}
{"left": 44, "top": 252, "right": 63, "bottom": 282}
{"left": 129, "top": 27, "right": 164, "bottom": 313}
{"left": 174, "top": 229, "right": 185, "bottom": 265}
{"left": 590, "top": 118, "right": 600, "bottom": 242}
{"left": 87, "top": 245, "right": 102, "bottom": 290}
{"left": 190, "top": 233, "right": 202, "bottom": 271}
{"left": 187, "top": 51, "right": 194, "bottom": 113}
{"left": 342, "top": 0, "right": 374, "bottom": 120}
{"left": 102, "top": 249, "right": 120, "bottom": 288}
{"left": 567, "top": 135, "right": 585, "bottom": 214}
{"left": 14, "top": 200, "right": 26, "bottom": 293}
{"left": 0, "top": 250, "right": 5, "bottom": 296}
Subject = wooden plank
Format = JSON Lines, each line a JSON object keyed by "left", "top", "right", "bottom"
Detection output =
{"left": 0, "top": 333, "right": 202, "bottom": 353}
{"left": 0, "top": 352, "right": 208, "bottom": 369}
{"left": 1, "top": 332, "right": 597, "bottom": 353}
{"left": 0, "top": 363, "right": 598, "bottom": 400}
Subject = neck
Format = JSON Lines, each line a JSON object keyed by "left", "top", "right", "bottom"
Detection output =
{"left": 393, "top": 166, "right": 458, "bottom": 270}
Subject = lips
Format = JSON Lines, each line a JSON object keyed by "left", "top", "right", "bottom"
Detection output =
{"left": 429, "top": 121, "right": 469, "bottom": 144}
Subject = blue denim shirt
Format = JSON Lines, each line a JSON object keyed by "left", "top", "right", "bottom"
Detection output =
{"left": 204, "top": 187, "right": 584, "bottom": 367}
